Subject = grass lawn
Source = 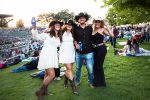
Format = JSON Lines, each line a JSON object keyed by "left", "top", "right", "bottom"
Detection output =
{"left": 0, "top": 39, "right": 150, "bottom": 100}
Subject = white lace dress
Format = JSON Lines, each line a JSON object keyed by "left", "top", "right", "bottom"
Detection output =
{"left": 59, "top": 32, "right": 75, "bottom": 64}
{"left": 31, "top": 29, "right": 60, "bottom": 70}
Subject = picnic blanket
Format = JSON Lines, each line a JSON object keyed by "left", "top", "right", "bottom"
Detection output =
{"left": 118, "top": 42, "right": 126, "bottom": 46}
{"left": 120, "top": 48, "right": 150, "bottom": 56}
{"left": 135, "top": 48, "right": 150, "bottom": 56}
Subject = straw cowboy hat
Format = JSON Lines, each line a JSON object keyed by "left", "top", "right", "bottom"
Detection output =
{"left": 93, "top": 17, "right": 103, "bottom": 23}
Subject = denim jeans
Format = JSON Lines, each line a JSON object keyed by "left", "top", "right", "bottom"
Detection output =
{"left": 12, "top": 65, "right": 28, "bottom": 73}
{"left": 75, "top": 52, "right": 94, "bottom": 84}
{"left": 112, "top": 37, "right": 117, "bottom": 48}
{"left": 36, "top": 71, "right": 45, "bottom": 78}
{"left": 109, "top": 37, "right": 113, "bottom": 46}
{"left": 145, "top": 34, "right": 150, "bottom": 42}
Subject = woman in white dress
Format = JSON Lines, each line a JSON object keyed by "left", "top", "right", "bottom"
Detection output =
{"left": 31, "top": 20, "right": 63, "bottom": 99}
{"left": 59, "top": 20, "right": 78, "bottom": 95}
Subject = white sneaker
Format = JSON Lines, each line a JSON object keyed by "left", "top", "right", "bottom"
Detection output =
{"left": 107, "top": 46, "right": 109, "bottom": 50}
{"left": 54, "top": 77, "right": 61, "bottom": 81}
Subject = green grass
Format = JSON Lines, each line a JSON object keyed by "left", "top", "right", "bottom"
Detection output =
{"left": 0, "top": 39, "right": 150, "bottom": 100}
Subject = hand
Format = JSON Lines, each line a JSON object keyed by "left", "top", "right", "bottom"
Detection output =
{"left": 74, "top": 41, "right": 80, "bottom": 50}
{"left": 75, "top": 44, "right": 80, "bottom": 50}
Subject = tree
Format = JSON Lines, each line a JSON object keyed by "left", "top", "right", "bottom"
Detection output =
{"left": 37, "top": 9, "right": 75, "bottom": 25}
{"left": 0, "top": 17, "right": 13, "bottom": 27}
{"left": 37, "top": 13, "right": 54, "bottom": 26}
{"left": 103, "top": 0, "right": 150, "bottom": 9}
{"left": 54, "top": 9, "right": 74, "bottom": 22}
{"left": 0, "top": 18, "right": 8, "bottom": 27}
{"left": 16, "top": 19, "right": 24, "bottom": 28}
{"left": 103, "top": 0, "right": 150, "bottom": 25}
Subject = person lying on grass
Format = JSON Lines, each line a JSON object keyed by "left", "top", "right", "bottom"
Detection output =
{"left": 30, "top": 67, "right": 63, "bottom": 81}
{"left": 114, "top": 38, "right": 138, "bottom": 56}
{"left": 11, "top": 57, "right": 39, "bottom": 73}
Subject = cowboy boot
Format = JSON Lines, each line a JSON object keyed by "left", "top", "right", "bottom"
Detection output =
{"left": 69, "top": 78, "right": 79, "bottom": 95}
{"left": 64, "top": 75, "right": 68, "bottom": 88}
{"left": 44, "top": 85, "right": 48, "bottom": 95}
{"left": 44, "top": 86, "right": 53, "bottom": 96}
{"left": 35, "top": 85, "right": 46, "bottom": 100}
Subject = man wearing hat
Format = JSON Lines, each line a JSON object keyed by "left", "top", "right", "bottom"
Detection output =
{"left": 74, "top": 12, "right": 94, "bottom": 88}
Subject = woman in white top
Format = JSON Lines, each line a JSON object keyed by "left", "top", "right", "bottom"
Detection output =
{"left": 59, "top": 20, "right": 78, "bottom": 95}
{"left": 31, "top": 20, "right": 63, "bottom": 99}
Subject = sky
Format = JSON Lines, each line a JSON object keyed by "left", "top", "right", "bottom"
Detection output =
{"left": 0, "top": 0, "right": 108, "bottom": 27}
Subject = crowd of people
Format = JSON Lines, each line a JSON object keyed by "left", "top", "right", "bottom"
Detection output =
{"left": 110, "top": 24, "right": 150, "bottom": 56}
{"left": 0, "top": 28, "right": 44, "bottom": 69}
{"left": 108, "top": 24, "right": 150, "bottom": 49}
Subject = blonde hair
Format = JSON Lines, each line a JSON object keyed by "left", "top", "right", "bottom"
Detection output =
{"left": 93, "top": 20, "right": 105, "bottom": 31}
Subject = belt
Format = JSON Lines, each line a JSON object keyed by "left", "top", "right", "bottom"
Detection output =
{"left": 92, "top": 43, "right": 104, "bottom": 48}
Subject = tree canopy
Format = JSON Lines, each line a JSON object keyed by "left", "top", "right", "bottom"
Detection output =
{"left": 16, "top": 19, "right": 24, "bottom": 28}
{"left": 103, "top": 0, "right": 150, "bottom": 25}
{"left": 37, "top": 9, "right": 75, "bottom": 26}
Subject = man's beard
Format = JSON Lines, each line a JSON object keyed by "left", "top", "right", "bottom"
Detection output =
{"left": 80, "top": 21, "right": 85, "bottom": 25}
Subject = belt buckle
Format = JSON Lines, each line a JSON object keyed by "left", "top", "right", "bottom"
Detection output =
{"left": 92, "top": 44, "right": 96, "bottom": 48}
{"left": 99, "top": 43, "right": 103, "bottom": 46}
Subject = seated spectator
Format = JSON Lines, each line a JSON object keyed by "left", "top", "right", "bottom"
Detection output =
{"left": 134, "top": 32, "right": 141, "bottom": 44}
{"left": 22, "top": 50, "right": 39, "bottom": 62}
{"left": 132, "top": 38, "right": 140, "bottom": 54}
{"left": 0, "top": 59, "right": 8, "bottom": 69}
{"left": 19, "top": 51, "right": 26, "bottom": 60}
{"left": 114, "top": 39, "right": 136, "bottom": 56}
{"left": 8, "top": 56, "right": 22, "bottom": 66}
{"left": 12, "top": 57, "right": 39, "bottom": 73}
{"left": 33, "top": 50, "right": 39, "bottom": 57}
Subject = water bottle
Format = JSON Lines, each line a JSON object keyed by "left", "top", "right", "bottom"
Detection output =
{"left": 31, "top": 17, "right": 36, "bottom": 26}
{"left": 78, "top": 41, "right": 82, "bottom": 51}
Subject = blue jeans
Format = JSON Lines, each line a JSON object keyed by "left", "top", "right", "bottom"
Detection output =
{"left": 109, "top": 37, "right": 113, "bottom": 46}
{"left": 112, "top": 37, "right": 117, "bottom": 48}
{"left": 145, "top": 34, "right": 150, "bottom": 42}
{"left": 12, "top": 65, "right": 28, "bottom": 73}
{"left": 36, "top": 71, "right": 45, "bottom": 78}
{"left": 75, "top": 52, "right": 94, "bottom": 84}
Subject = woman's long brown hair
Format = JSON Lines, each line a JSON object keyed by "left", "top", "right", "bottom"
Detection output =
{"left": 49, "top": 25, "right": 62, "bottom": 42}
{"left": 62, "top": 25, "right": 75, "bottom": 40}
{"left": 93, "top": 20, "right": 104, "bottom": 31}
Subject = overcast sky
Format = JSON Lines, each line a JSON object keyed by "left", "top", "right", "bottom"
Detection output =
{"left": 0, "top": 0, "right": 108, "bottom": 26}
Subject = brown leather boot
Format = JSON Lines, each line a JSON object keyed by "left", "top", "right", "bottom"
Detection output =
{"left": 44, "top": 87, "right": 53, "bottom": 96}
{"left": 64, "top": 75, "right": 68, "bottom": 88}
{"left": 35, "top": 85, "right": 46, "bottom": 100}
{"left": 69, "top": 78, "right": 79, "bottom": 95}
